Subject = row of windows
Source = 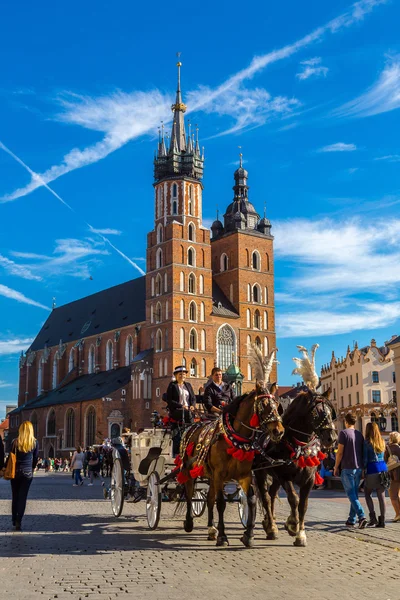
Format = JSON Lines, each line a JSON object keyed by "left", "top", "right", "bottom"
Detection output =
{"left": 247, "top": 284, "right": 268, "bottom": 304}
{"left": 336, "top": 371, "right": 396, "bottom": 390}
{"left": 246, "top": 308, "right": 268, "bottom": 330}
{"left": 338, "top": 390, "right": 397, "bottom": 407}
{"left": 156, "top": 222, "right": 197, "bottom": 245}
{"left": 340, "top": 373, "right": 359, "bottom": 389}
{"left": 132, "top": 373, "right": 152, "bottom": 400}
{"left": 156, "top": 183, "right": 197, "bottom": 219}
{"left": 31, "top": 406, "right": 96, "bottom": 448}
{"left": 220, "top": 250, "right": 269, "bottom": 273}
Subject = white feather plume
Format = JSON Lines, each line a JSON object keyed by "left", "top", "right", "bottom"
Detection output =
{"left": 291, "top": 343, "right": 320, "bottom": 391}
{"left": 248, "top": 343, "right": 278, "bottom": 385}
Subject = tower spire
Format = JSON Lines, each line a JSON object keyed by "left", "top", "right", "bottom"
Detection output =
{"left": 169, "top": 53, "right": 187, "bottom": 153}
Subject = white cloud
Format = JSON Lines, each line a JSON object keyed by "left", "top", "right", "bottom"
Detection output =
{"left": 0, "top": 254, "right": 42, "bottom": 281}
{"left": 0, "top": 381, "right": 13, "bottom": 388}
{"left": 0, "top": 0, "right": 387, "bottom": 201}
{"left": 318, "top": 142, "right": 357, "bottom": 152}
{"left": 89, "top": 228, "right": 122, "bottom": 235}
{"left": 334, "top": 57, "right": 400, "bottom": 118}
{"left": 296, "top": 57, "right": 329, "bottom": 80}
{"left": 375, "top": 154, "right": 400, "bottom": 162}
{"left": 0, "top": 285, "right": 49, "bottom": 310}
{"left": 0, "top": 337, "right": 34, "bottom": 355}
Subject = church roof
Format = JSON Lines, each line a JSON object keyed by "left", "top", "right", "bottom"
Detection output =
{"left": 29, "top": 277, "right": 146, "bottom": 352}
{"left": 212, "top": 282, "right": 239, "bottom": 318}
{"left": 10, "top": 366, "right": 133, "bottom": 414}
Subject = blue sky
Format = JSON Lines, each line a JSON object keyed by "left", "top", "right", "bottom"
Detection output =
{"left": 1, "top": 0, "right": 400, "bottom": 417}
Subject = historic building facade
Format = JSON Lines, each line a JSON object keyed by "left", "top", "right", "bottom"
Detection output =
{"left": 320, "top": 338, "right": 398, "bottom": 436}
{"left": 9, "top": 62, "right": 276, "bottom": 456}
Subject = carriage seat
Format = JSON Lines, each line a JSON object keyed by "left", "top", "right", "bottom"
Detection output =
{"left": 138, "top": 447, "right": 163, "bottom": 476}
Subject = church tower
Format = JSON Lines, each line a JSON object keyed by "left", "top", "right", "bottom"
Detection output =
{"left": 145, "top": 60, "right": 214, "bottom": 411}
{"left": 211, "top": 156, "right": 277, "bottom": 386}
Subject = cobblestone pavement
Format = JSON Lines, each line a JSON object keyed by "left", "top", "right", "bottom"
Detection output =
{"left": 1, "top": 473, "right": 399, "bottom": 600}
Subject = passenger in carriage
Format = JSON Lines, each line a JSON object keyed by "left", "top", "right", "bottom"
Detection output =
{"left": 166, "top": 365, "right": 196, "bottom": 456}
{"left": 203, "top": 367, "right": 235, "bottom": 416}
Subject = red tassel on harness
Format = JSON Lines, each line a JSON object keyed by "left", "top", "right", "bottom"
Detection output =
{"left": 177, "top": 471, "right": 189, "bottom": 484}
{"left": 232, "top": 448, "right": 246, "bottom": 461}
{"left": 243, "top": 450, "right": 255, "bottom": 462}
{"left": 314, "top": 472, "right": 324, "bottom": 486}
{"left": 174, "top": 455, "right": 183, "bottom": 468}
{"left": 317, "top": 451, "right": 327, "bottom": 460}
{"left": 190, "top": 464, "right": 205, "bottom": 479}
{"left": 249, "top": 413, "right": 260, "bottom": 428}
{"left": 311, "top": 456, "right": 321, "bottom": 467}
{"left": 305, "top": 456, "right": 314, "bottom": 467}
{"left": 297, "top": 455, "right": 306, "bottom": 468}
{"left": 226, "top": 446, "right": 236, "bottom": 456}
{"left": 186, "top": 442, "right": 195, "bottom": 457}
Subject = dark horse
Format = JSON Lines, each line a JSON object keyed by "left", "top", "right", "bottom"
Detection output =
{"left": 253, "top": 388, "right": 337, "bottom": 547}
{"left": 179, "top": 382, "right": 284, "bottom": 548}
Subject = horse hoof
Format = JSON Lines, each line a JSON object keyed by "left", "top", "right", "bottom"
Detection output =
{"left": 216, "top": 536, "right": 229, "bottom": 547}
{"left": 207, "top": 526, "right": 217, "bottom": 541}
{"left": 294, "top": 537, "right": 307, "bottom": 547}
{"left": 266, "top": 532, "right": 278, "bottom": 540}
{"left": 184, "top": 520, "right": 194, "bottom": 533}
{"left": 240, "top": 534, "right": 254, "bottom": 548}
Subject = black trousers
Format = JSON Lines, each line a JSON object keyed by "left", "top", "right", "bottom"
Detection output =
{"left": 11, "top": 474, "right": 33, "bottom": 523}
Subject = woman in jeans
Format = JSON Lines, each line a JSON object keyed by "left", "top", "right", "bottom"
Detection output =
{"left": 384, "top": 431, "right": 400, "bottom": 522}
{"left": 70, "top": 445, "right": 85, "bottom": 486}
{"left": 9, "top": 420, "right": 38, "bottom": 531}
{"left": 363, "top": 422, "right": 388, "bottom": 528}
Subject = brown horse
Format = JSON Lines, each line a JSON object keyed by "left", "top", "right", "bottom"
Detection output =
{"left": 179, "top": 381, "right": 284, "bottom": 547}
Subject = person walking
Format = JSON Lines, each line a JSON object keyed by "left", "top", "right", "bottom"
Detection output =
{"left": 334, "top": 413, "right": 367, "bottom": 528}
{"left": 363, "top": 422, "right": 388, "bottom": 528}
{"left": 70, "top": 446, "right": 85, "bottom": 486}
{"left": 8, "top": 420, "right": 38, "bottom": 531}
{"left": 384, "top": 431, "right": 400, "bottom": 522}
{"left": 87, "top": 448, "right": 99, "bottom": 486}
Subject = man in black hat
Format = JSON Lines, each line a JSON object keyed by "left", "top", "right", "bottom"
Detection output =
{"left": 203, "top": 367, "right": 235, "bottom": 416}
{"left": 165, "top": 366, "right": 196, "bottom": 455}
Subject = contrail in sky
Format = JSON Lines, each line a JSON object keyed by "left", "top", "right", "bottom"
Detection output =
{"left": 0, "top": 140, "right": 145, "bottom": 276}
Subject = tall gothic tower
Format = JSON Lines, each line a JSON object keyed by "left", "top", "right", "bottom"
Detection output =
{"left": 145, "top": 61, "right": 214, "bottom": 409}
{"left": 211, "top": 157, "right": 277, "bottom": 385}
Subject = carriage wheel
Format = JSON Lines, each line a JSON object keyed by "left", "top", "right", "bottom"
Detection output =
{"left": 146, "top": 471, "right": 161, "bottom": 530}
{"left": 110, "top": 458, "right": 124, "bottom": 518}
{"left": 238, "top": 487, "right": 256, "bottom": 528}
{"left": 191, "top": 489, "right": 207, "bottom": 518}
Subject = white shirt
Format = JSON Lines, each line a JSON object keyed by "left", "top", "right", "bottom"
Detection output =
{"left": 178, "top": 384, "right": 190, "bottom": 408}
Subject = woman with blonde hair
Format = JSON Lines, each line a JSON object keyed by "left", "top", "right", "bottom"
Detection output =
{"left": 363, "top": 421, "right": 388, "bottom": 528}
{"left": 9, "top": 420, "right": 38, "bottom": 530}
{"left": 384, "top": 431, "right": 400, "bottom": 522}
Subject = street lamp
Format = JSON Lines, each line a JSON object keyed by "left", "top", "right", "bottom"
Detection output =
{"left": 379, "top": 414, "right": 387, "bottom": 432}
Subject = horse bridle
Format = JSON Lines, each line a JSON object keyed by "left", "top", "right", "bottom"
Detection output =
{"left": 288, "top": 395, "right": 336, "bottom": 440}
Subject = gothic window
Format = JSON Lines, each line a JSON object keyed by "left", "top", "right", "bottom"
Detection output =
{"left": 188, "top": 247, "right": 195, "bottom": 266}
{"left": 264, "top": 337, "right": 269, "bottom": 357}
{"left": 246, "top": 309, "right": 251, "bottom": 328}
{"left": 157, "top": 188, "right": 161, "bottom": 219}
{"left": 254, "top": 309, "right": 261, "bottom": 329}
{"left": 150, "top": 304, "right": 154, "bottom": 323}
{"left": 156, "top": 329, "right": 163, "bottom": 352}
{"left": 155, "top": 273, "right": 162, "bottom": 296}
{"left": 180, "top": 328, "right": 185, "bottom": 349}
{"left": 165, "top": 300, "right": 169, "bottom": 320}
{"left": 189, "top": 301, "right": 197, "bottom": 322}
{"left": 265, "top": 253, "right": 270, "bottom": 271}
{"left": 155, "top": 302, "right": 162, "bottom": 323}
{"left": 173, "top": 183, "right": 177, "bottom": 197}
{"left": 264, "top": 287, "right": 268, "bottom": 304}
{"left": 264, "top": 311, "right": 268, "bottom": 330}
{"left": 159, "top": 358, "right": 163, "bottom": 377}
{"left": 255, "top": 336, "right": 262, "bottom": 350}
{"left": 88, "top": 344, "right": 95, "bottom": 374}
{"left": 220, "top": 253, "right": 228, "bottom": 272}
{"left": 252, "top": 251, "right": 261, "bottom": 271}
{"left": 172, "top": 200, "right": 177, "bottom": 214}
{"left": 156, "top": 248, "right": 163, "bottom": 269}
{"left": 52, "top": 353, "right": 59, "bottom": 389}
{"left": 391, "top": 412, "right": 398, "bottom": 432}
{"left": 47, "top": 409, "right": 56, "bottom": 436}
{"left": 68, "top": 347, "right": 75, "bottom": 372}
{"left": 180, "top": 271, "right": 184, "bottom": 291}
{"left": 106, "top": 340, "right": 113, "bottom": 370}
{"left": 201, "top": 329, "right": 206, "bottom": 351}
{"left": 188, "top": 223, "right": 195, "bottom": 241}
{"left": 188, "top": 273, "right": 196, "bottom": 294}
{"left": 253, "top": 284, "right": 261, "bottom": 303}
{"left": 164, "top": 273, "right": 168, "bottom": 292}
{"left": 65, "top": 408, "right": 75, "bottom": 448}
{"left": 190, "top": 358, "right": 197, "bottom": 377}
{"left": 31, "top": 411, "right": 38, "bottom": 438}
{"left": 157, "top": 223, "right": 163, "bottom": 244}
{"left": 201, "top": 359, "right": 206, "bottom": 378}
{"left": 151, "top": 277, "right": 155, "bottom": 297}
{"left": 217, "top": 325, "right": 236, "bottom": 371}
{"left": 86, "top": 407, "right": 96, "bottom": 447}
{"left": 199, "top": 275, "right": 204, "bottom": 294}
{"left": 37, "top": 359, "right": 43, "bottom": 395}
{"left": 200, "top": 302, "right": 205, "bottom": 322}
{"left": 189, "top": 328, "right": 197, "bottom": 351}
{"left": 180, "top": 299, "right": 185, "bottom": 319}
{"left": 164, "top": 358, "right": 168, "bottom": 377}
{"left": 125, "top": 335, "right": 133, "bottom": 365}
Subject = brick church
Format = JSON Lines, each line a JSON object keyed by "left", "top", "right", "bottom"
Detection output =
{"left": 9, "top": 62, "right": 276, "bottom": 457}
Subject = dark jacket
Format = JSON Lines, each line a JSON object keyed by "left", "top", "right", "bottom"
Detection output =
{"left": 203, "top": 381, "right": 235, "bottom": 413}
{"left": 12, "top": 439, "right": 39, "bottom": 474}
{"left": 166, "top": 380, "right": 196, "bottom": 422}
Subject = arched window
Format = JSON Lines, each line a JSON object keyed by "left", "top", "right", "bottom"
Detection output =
{"left": 254, "top": 309, "right": 261, "bottom": 329}
{"left": 88, "top": 344, "right": 95, "bottom": 374}
{"left": 188, "top": 223, "right": 195, "bottom": 241}
{"left": 151, "top": 277, "right": 155, "bottom": 297}
{"left": 189, "top": 301, "right": 197, "bottom": 322}
{"left": 264, "top": 287, "right": 268, "bottom": 304}
{"left": 247, "top": 284, "right": 251, "bottom": 302}
{"left": 106, "top": 340, "right": 113, "bottom": 370}
{"left": 180, "top": 271, "right": 184, "bottom": 291}
{"left": 217, "top": 325, "right": 236, "bottom": 370}
{"left": 252, "top": 251, "right": 261, "bottom": 270}
{"left": 31, "top": 411, "right": 38, "bottom": 438}
{"left": 37, "top": 358, "right": 43, "bottom": 395}
{"left": 180, "top": 328, "right": 185, "bottom": 349}
{"left": 188, "top": 184, "right": 193, "bottom": 216}
{"left": 157, "top": 223, "right": 163, "bottom": 244}
{"left": 188, "top": 273, "right": 196, "bottom": 294}
{"left": 68, "top": 348, "right": 75, "bottom": 372}
{"left": 190, "top": 358, "right": 197, "bottom": 377}
{"left": 172, "top": 200, "right": 177, "bottom": 214}
{"left": 159, "top": 358, "right": 163, "bottom": 377}
{"left": 150, "top": 304, "right": 154, "bottom": 323}
{"left": 165, "top": 300, "right": 169, "bottom": 320}
{"left": 156, "top": 248, "right": 163, "bottom": 269}
{"left": 200, "top": 302, "right": 205, "bottom": 322}
{"left": 201, "top": 359, "right": 206, "bottom": 377}
{"left": 188, "top": 247, "right": 195, "bottom": 266}
{"left": 155, "top": 302, "right": 162, "bottom": 323}
{"left": 65, "top": 408, "right": 75, "bottom": 448}
{"left": 264, "top": 337, "right": 269, "bottom": 357}
{"left": 164, "top": 274, "right": 168, "bottom": 294}
{"left": 189, "top": 328, "right": 197, "bottom": 351}
{"left": 47, "top": 409, "right": 56, "bottom": 436}
{"left": 156, "top": 329, "right": 163, "bottom": 352}
{"left": 125, "top": 335, "right": 133, "bottom": 365}
{"left": 255, "top": 336, "right": 262, "bottom": 349}
{"left": 264, "top": 311, "right": 268, "bottom": 330}
{"left": 199, "top": 275, "right": 204, "bottom": 294}
{"left": 155, "top": 273, "right": 162, "bottom": 295}
{"left": 391, "top": 413, "right": 398, "bottom": 432}
{"left": 253, "top": 284, "right": 261, "bottom": 303}
{"left": 164, "top": 358, "right": 168, "bottom": 377}
{"left": 86, "top": 406, "right": 96, "bottom": 447}
{"left": 247, "top": 363, "right": 252, "bottom": 380}
{"left": 52, "top": 353, "right": 59, "bottom": 389}
{"left": 220, "top": 253, "right": 229, "bottom": 272}
{"left": 265, "top": 253, "right": 270, "bottom": 271}
{"left": 173, "top": 183, "right": 177, "bottom": 197}
{"left": 180, "top": 299, "right": 185, "bottom": 319}
{"left": 201, "top": 329, "right": 206, "bottom": 351}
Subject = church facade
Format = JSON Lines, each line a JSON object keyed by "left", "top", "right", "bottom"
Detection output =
{"left": 9, "top": 62, "right": 276, "bottom": 456}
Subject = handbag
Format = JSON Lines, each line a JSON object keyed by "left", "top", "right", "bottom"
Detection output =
{"left": 4, "top": 442, "right": 16, "bottom": 480}
{"left": 386, "top": 444, "right": 400, "bottom": 472}
{"left": 380, "top": 470, "right": 391, "bottom": 489}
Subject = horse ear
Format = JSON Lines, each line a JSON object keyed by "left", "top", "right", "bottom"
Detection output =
{"left": 269, "top": 381, "right": 277, "bottom": 395}
{"left": 322, "top": 388, "right": 331, "bottom": 400}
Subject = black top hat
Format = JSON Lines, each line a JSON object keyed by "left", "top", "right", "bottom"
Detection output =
{"left": 173, "top": 365, "right": 188, "bottom": 374}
